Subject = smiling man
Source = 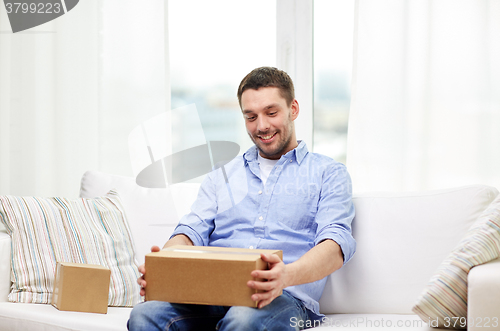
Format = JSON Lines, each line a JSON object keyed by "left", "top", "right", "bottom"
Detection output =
{"left": 128, "top": 67, "right": 356, "bottom": 331}
{"left": 241, "top": 83, "right": 298, "bottom": 160}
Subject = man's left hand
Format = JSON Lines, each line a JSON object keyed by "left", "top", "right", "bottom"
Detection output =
{"left": 247, "top": 253, "right": 287, "bottom": 309}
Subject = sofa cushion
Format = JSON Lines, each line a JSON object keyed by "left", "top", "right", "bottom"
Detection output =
{"left": 0, "top": 191, "right": 140, "bottom": 306}
{"left": 319, "top": 185, "right": 499, "bottom": 315}
{"left": 308, "top": 313, "right": 447, "bottom": 330}
{"left": 412, "top": 193, "right": 500, "bottom": 328}
{"left": 0, "top": 302, "right": 131, "bottom": 331}
{"left": 79, "top": 170, "right": 200, "bottom": 264}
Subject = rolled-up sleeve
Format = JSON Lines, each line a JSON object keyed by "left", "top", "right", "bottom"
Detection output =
{"left": 170, "top": 173, "right": 218, "bottom": 246}
{"left": 314, "top": 163, "right": 356, "bottom": 265}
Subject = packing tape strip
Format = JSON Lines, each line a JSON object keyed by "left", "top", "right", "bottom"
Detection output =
{"left": 163, "top": 248, "right": 271, "bottom": 256}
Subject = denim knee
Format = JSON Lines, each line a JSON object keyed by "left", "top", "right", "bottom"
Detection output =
{"left": 128, "top": 301, "right": 228, "bottom": 331}
{"left": 216, "top": 292, "right": 309, "bottom": 331}
{"left": 216, "top": 306, "right": 259, "bottom": 331}
{"left": 127, "top": 301, "right": 172, "bottom": 331}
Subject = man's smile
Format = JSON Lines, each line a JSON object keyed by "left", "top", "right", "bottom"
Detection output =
{"left": 258, "top": 132, "right": 277, "bottom": 143}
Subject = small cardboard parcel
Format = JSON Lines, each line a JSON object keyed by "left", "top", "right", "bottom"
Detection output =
{"left": 52, "top": 262, "right": 111, "bottom": 314}
{"left": 145, "top": 245, "right": 283, "bottom": 307}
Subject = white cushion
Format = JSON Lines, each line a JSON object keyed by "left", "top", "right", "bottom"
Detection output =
{"left": 320, "top": 185, "right": 499, "bottom": 315}
{"left": 0, "top": 302, "right": 131, "bottom": 331}
{"left": 79, "top": 171, "right": 200, "bottom": 264}
{"left": 308, "top": 313, "right": 447, "bottom": 330}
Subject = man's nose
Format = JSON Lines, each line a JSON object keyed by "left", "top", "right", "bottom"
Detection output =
{"left": 256, "top": 116, "right": 270, "bottom": 132}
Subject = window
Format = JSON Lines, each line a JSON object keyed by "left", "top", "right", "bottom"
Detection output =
{"left": 169, "top": 0, "right": 276, "bottom": 159}
{"left": 313, "top": 0, "right": 355, "bottom": 163}
{"left": 169, "top": 0, "right": 355, "bottom": 166}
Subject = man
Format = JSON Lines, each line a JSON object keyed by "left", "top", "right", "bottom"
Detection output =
{"left": 128, "top": 67, "right": 355, "bottom": 330}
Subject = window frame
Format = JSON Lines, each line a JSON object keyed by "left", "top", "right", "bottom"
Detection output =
{"left": 276, "top": 0, "right": 314, "bottom": 149}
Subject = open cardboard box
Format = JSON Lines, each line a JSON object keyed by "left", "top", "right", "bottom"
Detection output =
{"left": 145, "top": 245, "right": 283, "bottom": 307}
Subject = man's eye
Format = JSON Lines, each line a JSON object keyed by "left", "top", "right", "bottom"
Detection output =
{"left": 247, "top": 116, "right": 256, "bottom": 121}
{"left": 269, "top": 112, "right": 277, "bottom": 116}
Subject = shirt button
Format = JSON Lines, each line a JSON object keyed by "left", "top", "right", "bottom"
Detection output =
{"left": 258, "top": 190, "right": 262, "bottom": 194}
{"left": 259, "top": 216, "right": 263, "bottom": 220}
{"left": 249, "top": 246, "right": 254, "bottom": 249}
{"left": 290, "top": 160, "right": 292, "bottom": 163}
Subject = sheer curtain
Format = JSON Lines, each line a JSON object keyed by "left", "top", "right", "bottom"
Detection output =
{"left": 0, "top": 0, "right": 169, "bottom": 197}
{"left": 346, "top": 0, "right": 500, "bottom": 193}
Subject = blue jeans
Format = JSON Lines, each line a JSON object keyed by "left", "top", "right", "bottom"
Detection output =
{"left": 127, "top": 291, "right": 320, "bottom": 331}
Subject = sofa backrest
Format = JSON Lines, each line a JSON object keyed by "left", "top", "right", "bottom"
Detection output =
{"left": 319, "top": 185, "right": 499, "bottom": 315}
{"left": 80, "top": 171, "right": 200, "bottom": 265}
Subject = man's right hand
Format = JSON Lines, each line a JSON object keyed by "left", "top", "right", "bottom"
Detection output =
{"left": 137, "top": 235, "right": 194, "bottom": 296}
{"left": 137, "top": 245, "right": 160, "bottom": 297}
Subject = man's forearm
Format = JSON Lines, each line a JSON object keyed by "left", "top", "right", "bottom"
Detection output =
{"left": 162, "top": 234, "right": 194, "bottom": 249}
{"left": 284, "top": 239, "right": 344, "bottom": 287}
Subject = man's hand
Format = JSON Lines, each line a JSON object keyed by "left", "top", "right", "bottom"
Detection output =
{"left": 247, "top": 253, "right": 287, "bottom": 309}
{"left": 137, "top": 235, "right": 193, "bottom": 296}
{"left": 137, "top": 245, "right": 160, "bottom": 296}
{"left": 246, "top": 240, "right": 344, "bottom": 309}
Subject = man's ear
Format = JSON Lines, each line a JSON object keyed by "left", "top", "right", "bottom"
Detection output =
{"left": 291, "top": 99, "right": 299, "bottom": 120}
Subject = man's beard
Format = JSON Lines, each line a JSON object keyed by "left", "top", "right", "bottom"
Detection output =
{"left": 250, "top": 120, "right": 294, "bottom": 159}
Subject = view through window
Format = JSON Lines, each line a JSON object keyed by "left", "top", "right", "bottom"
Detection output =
{"left": 169, "top": 0, "right": 276, "bottom": 176}
{"left": 313, "top": 0, "right": 355, "bottom": 164}
{"left": 170, "top": 0, "right": 354, "bottom": 173}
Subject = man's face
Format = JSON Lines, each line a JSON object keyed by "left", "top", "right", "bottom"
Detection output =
{"left": 240, "top": 87, "right": 299, "bottom": 160}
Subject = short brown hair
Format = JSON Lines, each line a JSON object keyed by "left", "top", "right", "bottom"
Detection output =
{"left": 237, "top": 67, "right": 295, "bottom": 108}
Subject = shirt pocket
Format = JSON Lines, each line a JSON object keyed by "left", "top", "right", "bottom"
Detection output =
{"left": 277, "top": 190, "right": 319, "bottom": 232}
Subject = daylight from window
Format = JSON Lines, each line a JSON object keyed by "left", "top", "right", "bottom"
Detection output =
{"left": 313, "top": 0, "right": 355, "bottom": 164}
{"left": 170, "top": 0, "right": 354, "bottom": 169}
{"left": 169, "top": 0, "right": 276, "bottom": 167}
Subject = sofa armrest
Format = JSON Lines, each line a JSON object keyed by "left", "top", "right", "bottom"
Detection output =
{"left": 0, "top": 232, "right": 11, "bottom": 302}
{"left": 468, "top": 258, "right": 500, "bottom": 331}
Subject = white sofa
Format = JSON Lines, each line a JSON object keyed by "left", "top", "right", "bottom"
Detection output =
{"left": 1, "top": 170, "right": 500, "bottom": 330}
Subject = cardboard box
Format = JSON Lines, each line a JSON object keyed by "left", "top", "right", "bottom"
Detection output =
{"left": 145, "top": 245, "right": 283, "bottom": 307}
{"left": 51, "top": 262, "right": 111, "bottom": 314}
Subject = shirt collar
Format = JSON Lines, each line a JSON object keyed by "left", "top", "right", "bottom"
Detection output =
{"left": 243, "top": 140, "right": 308, "bottom": 165}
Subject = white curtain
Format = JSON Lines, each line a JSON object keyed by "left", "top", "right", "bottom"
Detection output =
{"left": 276, "top": 0, "right": 313, "bottom": 147}
{"left": 346, "top": 0, "right": 500, "bottom": 192}
{"left": 0, "top": 0, "right": 169, "bottom": 197}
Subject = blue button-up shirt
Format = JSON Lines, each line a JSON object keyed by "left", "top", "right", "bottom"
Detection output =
{"left": 171, "top": 141, "right": 356, "bottom": 315}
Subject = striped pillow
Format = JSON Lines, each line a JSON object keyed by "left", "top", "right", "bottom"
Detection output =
{"left": 0, "top": 191, "right": 141, "bottom": 306}
{"left": 412, "top": 193, "right": 500, "bottom": 329}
